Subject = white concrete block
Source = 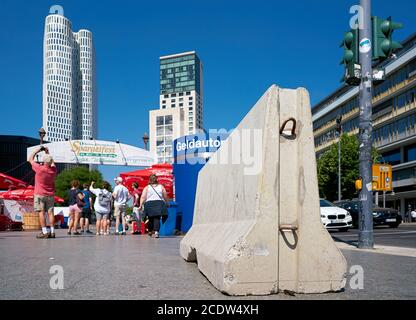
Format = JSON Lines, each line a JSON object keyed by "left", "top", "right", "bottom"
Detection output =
{"left": 180, "top": 85, "right": 347, "bottom": 295}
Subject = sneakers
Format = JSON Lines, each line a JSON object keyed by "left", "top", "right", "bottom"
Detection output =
{"left": 154, "top": 231, "right": 159, "bottom": 238}
{"left": 67, "top": 231, "right": 71, "bottom": 236}
{"left": 36, "top": 232, "right": 50, "bottom": 239}
{"left": 50, "top": 233, "right": 56, "bottom": 239}
{"left": 86, "top": 230, "right": 93, "bottom": 234}
{"left": 73, "top": 231, "right": 81, "bottom": 235}
{"left": 121, "top": 231, "right": 126, "bottom": 235}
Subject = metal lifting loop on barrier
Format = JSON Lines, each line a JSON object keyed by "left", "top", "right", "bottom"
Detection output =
{"left": 279, "top": 224, "right": 298, "bottom": 232}
{"left": 279, "top": 117, "right": 297, "bottom": 137}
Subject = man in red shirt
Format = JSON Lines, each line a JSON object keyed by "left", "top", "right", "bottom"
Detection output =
{"left": 28, "top": 147, "right": 57, "bottom": 239}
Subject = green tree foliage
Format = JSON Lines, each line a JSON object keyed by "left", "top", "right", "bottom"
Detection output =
{"left": 317, "top": 134, "right": 380, "bottom": 202}
{"left": 55, "top": 166, "right": 107, "bottom": 204}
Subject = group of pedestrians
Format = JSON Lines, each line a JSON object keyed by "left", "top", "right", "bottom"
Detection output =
{"left": 29, "top": 146, "right": 170, "bottom": 239}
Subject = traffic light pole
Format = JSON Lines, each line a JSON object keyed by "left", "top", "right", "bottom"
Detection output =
{"left": 338, "top": 136, "right": 341, "bottom": 202}
{"left": 358, "top": 0, "right": 374, "bottom": 249}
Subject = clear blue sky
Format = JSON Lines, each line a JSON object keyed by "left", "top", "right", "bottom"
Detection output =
{"left": 1, "top": 0, "right": 415, "bottom": 183}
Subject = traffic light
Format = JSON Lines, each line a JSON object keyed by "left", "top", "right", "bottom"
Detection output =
{"left": 372, "top": 16, "right": 403, "bottom": 61}
{"left": 336, "top": 116, "right": 342, "bottom": 134}
{"left": 340, "top": 29, "right": 361, "bottom": 85}
{"left": 355, "top": 164, "right": 393, "bottom": 192}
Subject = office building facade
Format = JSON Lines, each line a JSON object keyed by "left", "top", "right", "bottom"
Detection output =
{"left": 312, "top": 34, "right": 416, "bottom": 216}
{"left": 149, "top": 51, "right": 204, "bottom": 163}
{"left": 43, "top": 10, "right": 97, "bottom": 142}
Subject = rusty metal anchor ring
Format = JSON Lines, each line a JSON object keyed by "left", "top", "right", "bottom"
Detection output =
{"left": 280, "top": 117, "right": 297, "bottom": 138}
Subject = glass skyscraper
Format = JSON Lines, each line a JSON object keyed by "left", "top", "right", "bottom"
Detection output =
{"left": 150, "top": 51, "right": 204, "bottom": 163}
{"left": 160, "top": 53, "right": 202, "bottom": 95}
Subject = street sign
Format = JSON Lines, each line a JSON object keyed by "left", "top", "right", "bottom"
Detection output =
{"left": 372, "top": 164, "right": 393, "bottom": 191}
{"left": 355, "top": 164, "right": 393, "bottom": 191}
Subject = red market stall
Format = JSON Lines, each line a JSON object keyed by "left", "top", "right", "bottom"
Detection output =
{"left": 120, "top": 164, "right": 174, "bottom": 199}
{"left": 0, "top": 186, "right": 65, "bottom": 231}
{"left": 0, "top": 186, "right": 64, "bottom": 203}
{"left": 0, "top": 173, "right": 28, "bottom": 190}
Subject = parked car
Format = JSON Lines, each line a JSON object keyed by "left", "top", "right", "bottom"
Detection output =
{"left": 335, "top": 200, "right": 402, "bottom": 228}
{"left": 320, "top": 199, "right": 353, "bottom": 232}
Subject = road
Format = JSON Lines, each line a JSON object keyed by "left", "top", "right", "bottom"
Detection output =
{"left": 0, "top": 225, "right": 415, "bottom": 300}
{"left": 330, "top": 223, "right": 416, "bottom": 249}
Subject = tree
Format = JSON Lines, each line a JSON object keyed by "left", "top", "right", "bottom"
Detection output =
{"left": 317, "top": 134, "right": 379, "bottom": 202}
{"left": 55, "top": 166, "right": 106, "bottom": 204}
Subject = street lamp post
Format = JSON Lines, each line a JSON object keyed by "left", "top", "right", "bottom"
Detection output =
{"left": 142, "top": 133, "right": 149, "bottom": 151}
{"left": 336, "top": 116, "right": 342, "bottom": 202}
{"left": 39, "top": 128, "right": 46, "bottom": 145}
{"left": 37, "top": 128, "right": 46, "bottom": 163}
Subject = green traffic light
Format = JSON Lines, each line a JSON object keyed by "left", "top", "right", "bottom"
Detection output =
{"left": 344, "top": 32, "right": 354, "bottom": 47}
{"left": 340, "top": 28, "right": 360, "bottom": 85}
{"left": 372, "top": 16, "right": 403, "bottom": 60}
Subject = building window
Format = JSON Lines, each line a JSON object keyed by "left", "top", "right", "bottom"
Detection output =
{"left": 171, "top": 93, "right": 176, "bottom": 97}
{"left": 382, "top": 149, "right": 401, "bottom": 165}
{"left": 156, "top": 116, "right": 164, "bottom": 126}
{"left": 172, "top": 104, "right": 176, "bottom": 108}
{"left": 179, "top": 103, "right": 183, "bottom": 107}
{"left": 186, "top": 92, "right": 191, "bottom": 95}
{"left": 165, "top": 115, "right": 172, "bottom": 125}
{"left": 404, "top": 144, "right": 416, "bottom": 162}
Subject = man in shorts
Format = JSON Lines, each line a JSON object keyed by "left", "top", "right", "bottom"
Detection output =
{"left": 28, "top": 146, "right": 57, "bottom": 239}
{"left": 112, "top": 177, "right": 130, "bottom": 235}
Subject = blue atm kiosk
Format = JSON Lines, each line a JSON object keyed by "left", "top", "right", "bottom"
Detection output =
{"left": 173, "top": 132, "right": 228, "bottom": 232}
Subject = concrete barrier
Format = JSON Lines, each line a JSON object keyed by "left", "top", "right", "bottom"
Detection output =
{"left": 180, "top": 85, "right": 347, "bottom": 296}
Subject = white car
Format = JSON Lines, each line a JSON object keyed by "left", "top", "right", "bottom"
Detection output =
{"left": 320, "top": 199, "right": 353, "bottom": 231}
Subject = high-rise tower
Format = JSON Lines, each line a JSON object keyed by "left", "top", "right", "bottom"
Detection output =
{"left": 43, "top": 9, "right": 97, "bottom": 142}
{"left": 149, "top": 51, "right": 204, "bottom": 163}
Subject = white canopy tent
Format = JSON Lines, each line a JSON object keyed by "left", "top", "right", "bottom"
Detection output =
{"left": 27, "top": 140, "right": 157, "bottom": 167}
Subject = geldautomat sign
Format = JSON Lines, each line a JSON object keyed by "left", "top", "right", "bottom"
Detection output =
{"left": 174, "top": 132, "right": 228, "bottom": 164}
{"left": 173, "top": 132, "right": 228, "bottom": 232}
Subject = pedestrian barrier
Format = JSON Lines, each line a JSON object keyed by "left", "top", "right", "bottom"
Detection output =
{"left": 180, "top": 85, "right": 347, "bottom": 295}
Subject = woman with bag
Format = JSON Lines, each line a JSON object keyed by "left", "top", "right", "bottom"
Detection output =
{"left": 90, "top": 181, "right": 112, "bottom": 235}
{"left": 139, "top": 174, "right": 169, "bottom": 238}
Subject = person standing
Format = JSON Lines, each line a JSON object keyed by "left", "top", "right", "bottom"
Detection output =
{"left": 90, "top": 181, "right": 112, "bottom": 235}
{"left": 131, "top": 182, "right": 142, "bottom": 232}
{"left": 28, "top": 146, "right": 57, "bottom": 239}
{"left": 80, "top": 183, "right": 93, "bottom": 234}
{"left": 139, "top": 174, "right": 169, "bottom": 238}
{"left": 112, "top": 177, "right": 130, "bottom": 235}
{"left": 68, "top": 180, "right": 82, "bottom": 235}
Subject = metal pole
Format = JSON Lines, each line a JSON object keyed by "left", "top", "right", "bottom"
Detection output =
{"left": 375, "top": 191, "right": 378, "bottom": 207}
{"left": 383, "top": 191, "right": 386, "bottom": 208}
{"left": 338, "top": 136, "right": 342, "bottom": 202}
{"left": 358, "top": 0, "right": 374, "bottom": 249}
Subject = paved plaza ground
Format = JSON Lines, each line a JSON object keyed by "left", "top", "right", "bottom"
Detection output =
{"left": 1, "top": 225, "right": 415, "bottom": 300}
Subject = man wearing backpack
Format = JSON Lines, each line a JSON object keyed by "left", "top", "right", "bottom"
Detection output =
{"left": 90, "top": 181, "right": 112, "bottom": 235}
{"left": 112, "top": 177, "right": 131, "bottom": 235}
